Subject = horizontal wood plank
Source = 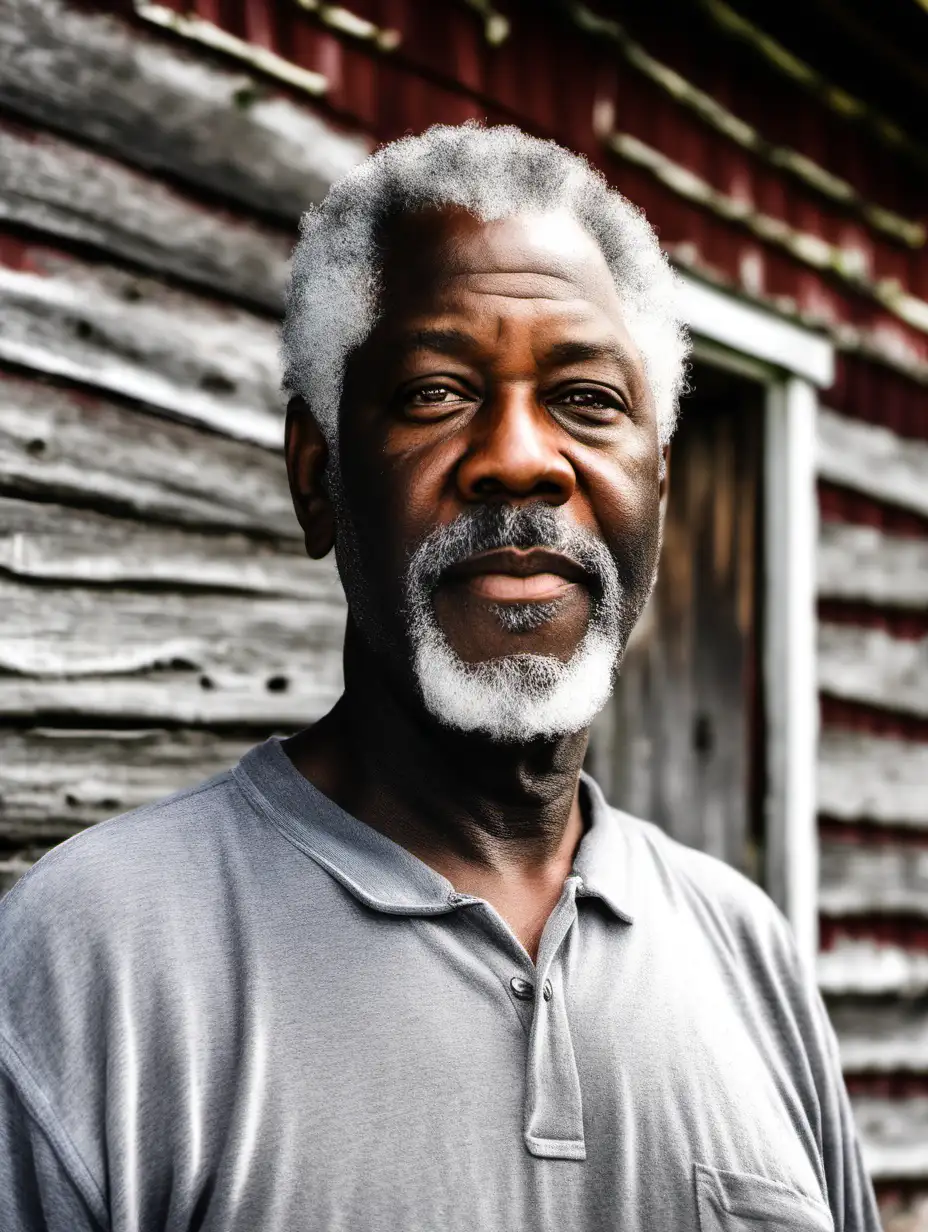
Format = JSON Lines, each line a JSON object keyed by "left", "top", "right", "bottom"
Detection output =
{"left": 817, "top": 408, "right": 928, "bottom": 520}
{"left": 829, "top": 998, "right": 928, "bottom": 1073}
{"left": 819, "top": 938, "right": 928, "bottom": 998}
{"left": 818, "top": 521, "right": 928, "bottom": 608}
{"left": 0, "top": 0, "right": 368, "bottom": 220}
{"left": 0, "top": 254, "right": 283, "bottom": 445}
{"left": 852, "top": 1095, "right": 928, "bottom": 1181}
{"left": 821, "top": 842, "right": 928, "bottom": 915}
{"left": 0, "top": 726, "right": 257, "bottom": 843}
{"left": 0, "top": 123, "right": 291, "bottom": 310}
{"left": 0, "top": 375, "right": 298, "bottom": 536}
{"left": 818, "top": 730, "right": 928, "bottom": 827}
{"left": 0, "top": 575, "right": 346, "bottom": 723}
{"left": 0, "top": 495, "right": 329, "bottom": 594}
{"left": 819, "top": 624, "right": 928, "bottom": 718}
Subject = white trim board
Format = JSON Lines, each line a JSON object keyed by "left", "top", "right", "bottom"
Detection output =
{"left": 680, "top": 278, "right": 833, "bottom": 973}
{"left": 678, "top": 272, "right": 835, "bottom": 388}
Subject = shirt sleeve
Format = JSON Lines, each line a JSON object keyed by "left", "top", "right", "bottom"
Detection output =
{"left": 0, "top": 1070, "right": 104, "bottom": 1232}
{"left": 804, "top": 980, "right": 883, "bottom": 1232}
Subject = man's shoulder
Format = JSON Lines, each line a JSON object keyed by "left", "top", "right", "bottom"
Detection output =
{"left": 0, "top": 768, "right": 244, "bottom": 930}
{"left": 607, "top": 803, "right": 796, "bottom": 964}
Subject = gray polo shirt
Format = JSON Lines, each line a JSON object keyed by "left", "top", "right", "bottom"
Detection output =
{"left": 0, "top": 736, "right": 878, "bottom": 1231}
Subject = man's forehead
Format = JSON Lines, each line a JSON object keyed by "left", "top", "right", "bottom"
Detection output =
{"left": 377, "top": 207, "right": 625, "bottom": 333}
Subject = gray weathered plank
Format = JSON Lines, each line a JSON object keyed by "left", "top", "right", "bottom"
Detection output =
{"left": 817, "top": 407, "right": 928, "bottom": 520}
{"left": 852, "top": 1095, "right": 928, "bottom": 1180}
{"left": 0, "top": 676, "right": 342, "bottom": 726}
{"left": 0, "top": 0, "right": 368, "bottom": 220}
{"left": 818, "top": 729, "right": 928, "bottom": 828}
{"left": 0, "top": 575, "right": 346, "bottom": 723}
{"left": 821, "top": 842, "right": 928, "bottom": 915}
{"left": 0, "top": 254, "right": 283, "bottom": 445}
{"left": 0, "top": 123, "right": 291, "bottom": 310}
{"left": 0, "top": 726, "right": 257, "bottom": 843}
{"left": 0, "top": 375, "right": 298, "bottom": 536}
{"left": 819, "top": 624, "right": 928, "bottom": 718}
{"left": 818, "top": 521, "right": 928, "bottom": 608}
{"left": 828, "top": 998, "right": 928, "bottom": 1072}
{"left": 819, "top": 938, "right": 928, "bottom": 998}
{"left": 0, "top": 495, "right": 329, "bottom": 594}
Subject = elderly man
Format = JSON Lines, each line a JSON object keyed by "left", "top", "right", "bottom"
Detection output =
{"left": 0, "top": 125, "right": 878, "bottom": 1231}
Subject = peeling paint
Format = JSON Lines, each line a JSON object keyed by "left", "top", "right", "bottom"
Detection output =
{"left": 293, "top": 0, "right": 401, "bottom": 53}
{"left": 603, "top": 127, "right": 928, "bottom": 344}
{"left": 698, "top": 0, "right": 928, "bottom": 169}
{"left": 134, "top": 1, "right": 329, "bottom": 96}
{"left": 571, "top": 0, "right": 924, "bottom": 247}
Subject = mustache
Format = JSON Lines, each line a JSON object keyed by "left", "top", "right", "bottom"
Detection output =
{"left": 405, "top": 505, "right": 618, "bottom": 607}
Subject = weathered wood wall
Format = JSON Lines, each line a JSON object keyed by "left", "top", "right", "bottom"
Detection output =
{"left": 0, "top": 0, "right": 366, "bottom": 892}
{"left": 818, "top": 368, "right": 928, "bottom": 1204}
{"left": 2, "top": 0, "right": 928, "bottom": 1220}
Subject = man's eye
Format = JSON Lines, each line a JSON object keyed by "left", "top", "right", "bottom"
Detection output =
{"left": 402, "top": 384, "right": 473, "bottom": 419}
{"left": 551, "top": 388, "right": 624, "bottom": 419}
{"left": 410, "top": 385, "right": 456, "bottom": 405}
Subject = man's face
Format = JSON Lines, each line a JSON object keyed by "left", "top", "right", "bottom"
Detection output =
{"left": 315, "top": 208, "right": 664, "bottom": 735}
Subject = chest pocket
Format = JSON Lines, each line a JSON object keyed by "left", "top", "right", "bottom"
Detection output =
{"left": 695, "top": 1164, "right": 834, "bottom": 1232}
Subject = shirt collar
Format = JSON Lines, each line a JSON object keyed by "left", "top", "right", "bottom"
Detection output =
{"left": 234, "top": 737, "right": 635, "bottom": 924}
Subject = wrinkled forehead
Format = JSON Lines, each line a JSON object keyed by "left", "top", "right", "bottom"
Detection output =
{"left": 375, "top": 206, "right": 626, "bottom": 324}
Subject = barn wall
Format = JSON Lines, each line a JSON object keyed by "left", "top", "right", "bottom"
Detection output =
{"left": 1, "top": 0, "right": 927, "bottom": 1220}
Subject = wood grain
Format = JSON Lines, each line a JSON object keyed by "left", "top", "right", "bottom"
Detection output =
{"left": 0, "top": 123, "right": 291, "bottom": 309}
{"left": 592, "top": 369, "right": 763, "bottom": 880}
{"left": 819, "top": 938, "right": 928, "bottom": 997}
{"left": 818, "top": 730, "right": 928, "bottom": 827}
{"left": 821, "top": 842, "right": 928, "bottom": 915}
{"left": 0, "top": 575, "right": 346, "bottom": 723}
{"left": 819, "top": 521, "right": 928, "bottom": 608}
{"left": 853, "top": 1095, "right": 928, "bottom": 1180}
{"left": 0, "top": 495, "right": 331, "bottom": 594}
{"left": 0, "top": 254, "right": 283, "bottom": 445}
{"left": 829, "top": 997, "right": 928, "bottom": 1072}
{"left": 0, "top": 375, "right": 298, "bottom": 536}
{"left": 0, "top": 726, "right": 257, "bottom": 844}
{"left": 819, "top": 624, "right": 928, "bottom": 718}
{"left": 0, "top": 0, "right": 368, "bottom": 220}
{"left": 817, "top": 407, "right": 928, "bottom": 519}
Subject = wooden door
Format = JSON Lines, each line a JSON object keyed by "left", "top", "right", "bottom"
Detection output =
{"left": 587, "top": 364, "right": 765, "bottom": 881}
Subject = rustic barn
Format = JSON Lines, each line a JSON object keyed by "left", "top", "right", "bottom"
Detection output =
{"left": 1, "top": 0, "right": 927, "bottom": 1221}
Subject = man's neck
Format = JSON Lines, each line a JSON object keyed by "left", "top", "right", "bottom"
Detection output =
{"left": 283, "top": 636, "right": 590, "bottom": 959}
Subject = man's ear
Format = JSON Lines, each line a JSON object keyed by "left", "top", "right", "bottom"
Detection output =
{"left": 658, "top": 443, "right": 671, "bottom": 531}
{"left": 285, "top": 396, "right": 335, "bottom": 559}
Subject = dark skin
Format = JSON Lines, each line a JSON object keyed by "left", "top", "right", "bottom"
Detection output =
{"left": 285, "top": 207, "right": 668, "bottom": 961}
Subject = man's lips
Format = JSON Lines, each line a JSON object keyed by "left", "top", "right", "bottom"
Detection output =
{"left": 441, "top": 548, "right": 589, "bottom": 604}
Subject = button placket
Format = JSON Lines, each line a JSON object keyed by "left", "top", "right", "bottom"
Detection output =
{"left": 522, "top": 877, "right": 586, "bottom": 1160}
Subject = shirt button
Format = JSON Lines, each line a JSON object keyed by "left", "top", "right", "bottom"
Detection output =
{"left": 542, "top": 979, "right": 553, "bottom": 1001}
{"left": 447, "top": 892, "right": 467, "bottom": 906}
{"left": 509, "top": 976, "right": 535, "bottom": 1001}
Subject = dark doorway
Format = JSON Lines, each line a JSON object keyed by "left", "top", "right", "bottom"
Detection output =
{"left": 587, "top": 362, "right": 766, "bottom": 882}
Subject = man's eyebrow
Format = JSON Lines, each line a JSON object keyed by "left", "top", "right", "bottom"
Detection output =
{"left": 399, "top": 328, "right": 479, "bottom": 355}
{"left": 541, "top": 340, "right": 631, "bottom": 368}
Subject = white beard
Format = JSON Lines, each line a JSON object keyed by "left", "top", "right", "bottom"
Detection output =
{"left": 411, "top": 619, "right": 620, "bottom": 742}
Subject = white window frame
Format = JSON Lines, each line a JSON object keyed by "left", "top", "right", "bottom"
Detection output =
{"left": 677, "top": 272, "right": 834, "bottom": 971}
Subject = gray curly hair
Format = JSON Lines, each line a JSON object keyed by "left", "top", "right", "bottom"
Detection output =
{"left": 281, "top": 122, "right": 689, "bottom": 452}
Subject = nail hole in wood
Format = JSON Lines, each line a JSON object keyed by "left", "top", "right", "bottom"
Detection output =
{"left": 199, "top": 372, "right": 236, "bottom": 395}
{"left": 199, "top": 675, "right": 215, "bottom": 690}
{"left": 693, "top": 713, "right": 714, "bottom": 757}
{"left": 26, "top": 438, "right": 46, "bottom": 456}
{"left": 266, "top": 675, "right": 289, "bottom": 693}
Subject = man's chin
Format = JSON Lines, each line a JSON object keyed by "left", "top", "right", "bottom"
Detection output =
{"left": 433, "top": 592, "right": 592, "bottom": 666}
{"left": 410, "top": 620, "right": 620, "bottom": 743}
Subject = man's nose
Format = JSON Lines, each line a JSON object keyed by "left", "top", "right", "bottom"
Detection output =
{"left": 456, "top": 390, "right": 576, "bottom": 504}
